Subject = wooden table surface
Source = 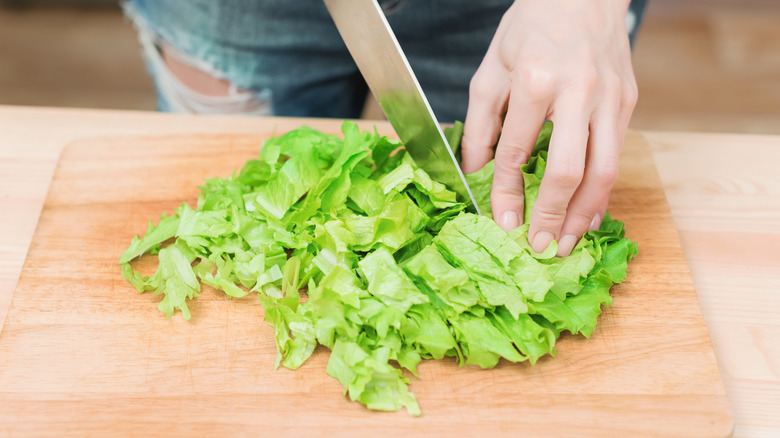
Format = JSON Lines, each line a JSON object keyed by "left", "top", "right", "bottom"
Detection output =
{"left": 0, "top": 105, "right": 777, "bottom": 437}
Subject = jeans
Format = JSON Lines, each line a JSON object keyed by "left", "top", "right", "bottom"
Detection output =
{"left": 124, "top": 0, "right": 648, "bottom": 122}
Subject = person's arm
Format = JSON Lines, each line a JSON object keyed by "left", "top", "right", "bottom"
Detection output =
{"left": 460, "top": 0, "right": 637, "bottom": 257}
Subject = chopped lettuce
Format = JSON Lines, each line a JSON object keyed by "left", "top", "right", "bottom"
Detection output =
{"left": 120, "top": 120, "right": 637, "bottom": 415}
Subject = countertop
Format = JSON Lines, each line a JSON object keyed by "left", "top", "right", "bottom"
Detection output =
{"left": 0, "top": 105, "right": 777, "bottom": 437}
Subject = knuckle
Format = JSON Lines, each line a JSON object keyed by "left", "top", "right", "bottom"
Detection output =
{"left": 567, "top": 210, "right": 595, "bottom": 229}
{"left": 592, "top": 163, "right": 620, "bottom": 187}
{"left": 495, "top": 145, "right": 530, "bottom": 174}
{"left": 469, "top": 71, "right": 494, "bottom": 100}
{"left": 546, "top": 161, "right": 584, "bottom": 189}
{"left": 567, "top": 65, "right": 600, "bottom": 96}
{"left": 600, "top": 72, "right": 622, "bottom": 97}
{"left": 622, "top": 79, "right": 639, "bottom": 109}
{"left": 491, "top": 184, "right": 524, "bottom": 199}
{"left": 461, "top": 133, "right": 488, "bottom": 153}
{"left": 514, "top": 66, "right": 556, "bottom": 101}
{"left": 533, "top": 205, "right": 568, "bottom": 223}
{"left": 579, "top": 66, "right": 600, "bottom": 88}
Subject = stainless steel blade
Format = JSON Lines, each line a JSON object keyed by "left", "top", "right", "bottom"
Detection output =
{"left": 323, "top": 0, "right": 481, "bottom": 215}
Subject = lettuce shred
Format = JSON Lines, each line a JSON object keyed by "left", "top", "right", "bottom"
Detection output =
{"left": 120, "top": 121, "right": 637, "bottom": 415}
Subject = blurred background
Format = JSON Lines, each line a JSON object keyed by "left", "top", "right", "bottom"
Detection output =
{"left": 1, "top": 0, "right": 778, "bottom": 134}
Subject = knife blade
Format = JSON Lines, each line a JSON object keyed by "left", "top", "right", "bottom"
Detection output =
{"left": 323, "top": 0, "right": 481, "bottom": 215}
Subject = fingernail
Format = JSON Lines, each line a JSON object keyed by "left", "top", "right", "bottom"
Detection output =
{"left": 531, "top": 231, "right": 555, "bottom": 253}
{"left": 557, "top": 234, "right": 579, "bottom": 257}
{"left": 499, "top": 210, "right": 520, "bottom": 231}
{"left": 589, "top": 213, "right": 602, "bottom": 231}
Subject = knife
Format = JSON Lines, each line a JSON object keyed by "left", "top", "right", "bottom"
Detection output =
{"left": 323, "top": 0, "right": 481, "bottom": 215}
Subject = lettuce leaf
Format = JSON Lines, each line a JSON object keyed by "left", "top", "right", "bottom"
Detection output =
{"left": 120, "top": 120, "right": 637, "bottom": 415}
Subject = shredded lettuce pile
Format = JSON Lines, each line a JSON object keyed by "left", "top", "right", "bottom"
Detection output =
{"left": 120, "top": 121, "right": 637, "bottom": 415}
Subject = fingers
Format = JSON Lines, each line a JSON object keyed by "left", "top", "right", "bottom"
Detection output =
{"left": 490, "top": 86, "right": 548, "bottom": 231}
{"left": 527, "top": 96, "right": 590, "bottom": 253}
{"left": 556, "top": 105, "right": 620, "bottom": 256}
{"left": 461, "top": 57, "right": 510, "bottom": 174}
{"left": 553, "top": 71, "right": 635, "bottom": 256}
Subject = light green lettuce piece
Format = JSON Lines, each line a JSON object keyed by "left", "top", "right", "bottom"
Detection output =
{"left": 151, "top": 243, "right": 201, "bottom": 320}
{"left": 326, "top": 340, "right": 421, "bottom": 416}
{"left": 446, "top": 214, "right": 555, "bottom": 303}
{"left": 433, "top": 217, "right": 529, "bottom": 318}
{"left": 518, "top": 120, "right": 553, "bottom": 223}
{"left": 197, "top": 175, "right": 246, "bottom": 211}
{"left": 543, "top": 241, "right": 597, "bottom": 300}
{"left": 402, "top": 245, "right": 479, "bottom": 313}
{"left": 401, "top": 304, "right": 459, "bottom": 360}
{"left": 253, "top": 144, "right": 322, "bottom": 219}
{"left": 411, "top": 166, "right": 460, "bottom": 208}
{"left": 370, "top": 136, "right": 404, "bottom": 175}
{"left": 342, "top": 192, "right": 427, "bottom": 252}
{"left": 530, "top": 267, "right": 613, "bottom": 338}
{"left": 259, "top": 294, "right": 317, "bottom": 370}
{"left": 449, "top": 312, "right": 525, "bottom": 368}
{"left": 392, "top": 231, "right": 433, "bottom": 265}
{"left": 315, "top": 264, "right": 364, "bottom": 309}
{"left": 347, "top": 176, "right": 385, "bottom": 216}
{"left": 434, "top": 219, "right": 512, "bottom": 282}
{"left": 596, "top": 215, "right": 638, "bottom": 283}
{"left": 444, "top": 120, "right": 465, "bottom": 162}
{"left": 301, "top": 121, "right": 375, "bottom": 214}
{"left": 121, "top": 262, "right": 152, "bottom": 293}
{"left": 520, "top": 151, "right": 547, "bottom": 224}
{"left": 257, "top": 257, "right": 317, "bottom": 370}
{"left": 356, "top": 297, "right": 405, "bottom": 340}
{"left": 358, "top": 247, "right": 429, "bottom": 313}
{"left": 378, "top": 162, "right": 415, "bottom": 194}
{"left": 308, "top": 285, "right": 360, "bottom": 349}
{"left": 313, "top": 219, "right": 356, "bottom": 257}
{"left": 268, "top": 125, "right": 340, "bottom": 163}
{"left": 119, "top": 212, "right": 180, "bottom": 263}
{"left": 532, "top": 121, "right": 554, "bottom": 156}
{"left": 464, "top": 160, "right": 494, "bottom": 218}
{"left": 199, "top": 255, "right": 248, "bottom": 298}
{"left": 487, "top": 307, "right": 556, "bottom": 365}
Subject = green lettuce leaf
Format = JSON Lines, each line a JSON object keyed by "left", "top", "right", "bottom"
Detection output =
{"left": 326, "top": 340, "right": 421, "bottom": 416}
{"left": 358, "top": 247, "right": 429, "bottom": 313}
{"left": 119, "top": 212, "right": 179, "bottom": 263}
{"left": 120, "top": 120, "right": 637, "bottom": 415}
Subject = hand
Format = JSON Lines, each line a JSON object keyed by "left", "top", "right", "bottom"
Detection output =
{"left": 461, "top": 0, "right": 638, "bottom": 257}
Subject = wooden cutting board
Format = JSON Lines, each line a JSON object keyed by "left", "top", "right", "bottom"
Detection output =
{"left": 0, "top": 120, "right": 732, "bottom": 437}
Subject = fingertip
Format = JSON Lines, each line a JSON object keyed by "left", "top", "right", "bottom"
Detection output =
{"left": 530, "top": 230, "right": 555, "bottom": 254}
{"left": 556, "top": 234, "right": 579, "bottom": 257}
{"left": 498, "top": 210, "right": 520, "bottom": 231}
{"left": 491, "top": 187, "right": 524, "bottom": 232}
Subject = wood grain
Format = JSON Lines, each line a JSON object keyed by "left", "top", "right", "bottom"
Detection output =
{"left": 0, "top": 125, "right": 732, "bottom": 437}
{"left": 643, "top": 131, "right": 780, "bottom": 438}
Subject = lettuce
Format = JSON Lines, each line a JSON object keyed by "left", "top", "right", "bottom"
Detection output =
{"left": 120, "top": 120, "right": 637, "bottom": 415}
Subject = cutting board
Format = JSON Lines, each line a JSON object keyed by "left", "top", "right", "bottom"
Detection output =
{"left": 0, "top": 119, "right": 732, "bottom": 437}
